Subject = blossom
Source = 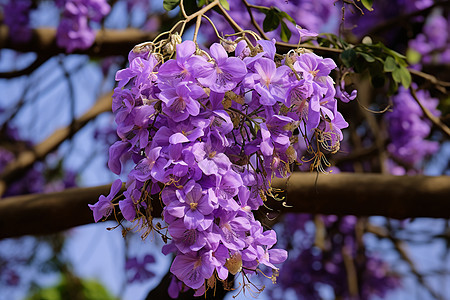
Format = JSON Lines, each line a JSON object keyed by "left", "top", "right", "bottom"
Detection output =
{"left": 170, "top": 251, "right": 215, "bottom": 289}
{"left": 195, "top": 43, "right": 247, "bottom": 93}
{"left": 158, "top": 82, "right": 205, "bottom": 122}
{"left": 89, "top": 179, "right": 122, "bottom": 222}
{"left": 296, "top": 25, "right": 318, "bottom": 43}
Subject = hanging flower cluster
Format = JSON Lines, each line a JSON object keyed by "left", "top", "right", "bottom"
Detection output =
{"left": 90, "top": 33, "right": 351, "bottom": 295}
{"left": 56, "top": 0, "right": 110, "bottom": 52}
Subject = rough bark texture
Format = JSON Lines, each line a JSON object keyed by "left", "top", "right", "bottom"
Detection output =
{"left": 1, "top": 173, "right": 449, "bottom": 239}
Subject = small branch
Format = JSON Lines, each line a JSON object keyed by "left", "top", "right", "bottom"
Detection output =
{"left": 0, "top": 54, "right": 51, "bottom": 78}
{"left": 0, "top": 26, "right": 157, "bottom": 57}
{"left": 185, "top": 0, "right": 220, "bottom": 23}
{"left": 179, "top": 0, "right": 189, "bottom": 19}
{"left": 242, "top": 0, "right": 269, "bottom": 40}
{"left": 192, "top": 15, "right": 202, "bottom": 44}
{"left": 216, "top": 2, "right": 244, "bottom": 33}
{"left": 0, "top": 91, "right": 113, "bottom": 197}
{"left": 409, "top": 68, "right": 450, "bottom": 90}
{"left": 276, "top": 40, "right": 343, "bottom": 54}
{"left": 341, "top": 245, "right": 359, "bottom": 297}
{"left": 410, "top": 87, "right": 450, "bottom": 138}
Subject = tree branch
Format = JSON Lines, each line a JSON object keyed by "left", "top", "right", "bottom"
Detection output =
{"left": 0, "top": 54, "right": 51, "bottom": 78}
{"left": 0, "top": 26, "right": 157, "bottom": 57}
{"left": 1, "top": 173, "right": 449, "bottom": 239}
{"left": 410, "top": 87, "right": 450, "bottom": 138}
{"left": 0, "top": 91, "right": 113, "bottom": 197}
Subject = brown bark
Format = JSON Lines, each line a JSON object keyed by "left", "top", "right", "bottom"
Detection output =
{"left": 0, "top": 26, "right": 157, "bottom": 57}
{"left": 0, "top": 173, "right": 449, "bottom": 239}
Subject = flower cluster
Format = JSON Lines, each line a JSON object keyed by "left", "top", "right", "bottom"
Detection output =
{"left": 91, "top": 34, "right": 351, "bottom": 295}
{"left": 409, "top": 12, "right": 450, "bottom": 66}
{"left": 56, "top": 0, "right": 110, "bottom": 52}
{"left": 385, "top": 86, "right": 440, "bottom": 174}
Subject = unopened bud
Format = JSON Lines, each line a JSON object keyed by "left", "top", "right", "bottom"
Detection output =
{"left": 221, "top": 39, "right": 236, "bottom": 52}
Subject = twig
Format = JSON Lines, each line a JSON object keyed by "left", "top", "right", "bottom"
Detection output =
{"left": 276, "top": 40, "right": 343, "bottom": 54}
{"left": 409, "top": 68, "right": 450, "bottom": 89}
{"left": 192, "top": 15, "right": 202, "bottom": 44}
{"left": 179, "top": 0, "right": 188, "bottom": 19}
{"left": 216, "top": 1, "right": 244, "bottom": 33}
{"left": 410, "top": 86, "right": 450, "bottom": 138}
{"left": 0, "top": 54, "right": 51, "bottom": 78}
{"left": 242, "top": 0, "right": 269, "bottom": 40}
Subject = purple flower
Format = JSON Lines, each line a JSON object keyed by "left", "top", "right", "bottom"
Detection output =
{"left": 158, "top": 82, "right": 205, "bottom": 122}
{"left": 296, "top": 25, "right": 318, "bottom": 43}
{"left": 158, "top": 40, "right": 197, "bottom": 82}
{"left": 195, "top": 43, "right": 247, "bottom": 93}
{"left": 256, "top": 245, "right": 288, "bottom": 269}
{"left": 294, "top": 52, "right": 336, "bottom": 81}
{"left": 89, "top": 179, "right": 122, "bottom": 222}
{"left": 130, "top": 146, "right": 167, "bottom": 183}
{"left": 252, "top": 57, "right": 291, "bottom": 106}
{"left": 166, "top": 181, "right": 215, "bottom": 230}
{"left": 170, "top": 251, "right": 215, "bottom": 290}
{"left": 215, "top": 211, "right": 250, "bottom": 250}
{"left": 192, "top": 140, "right": 231, "bottom": 176}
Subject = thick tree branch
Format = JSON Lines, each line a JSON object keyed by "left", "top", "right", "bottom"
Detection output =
{"left": 0, "top": 26, "right": 156, "bottom": 57}
{"left": 1, "top": 173, "right": 449, "bottom": 239}
{"left": 0, "top": 92, "right": 113, "bottom": 197}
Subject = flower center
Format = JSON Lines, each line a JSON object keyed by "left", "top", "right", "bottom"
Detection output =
{"left": 190, "top": 202, "right": 199, "bottom": 210}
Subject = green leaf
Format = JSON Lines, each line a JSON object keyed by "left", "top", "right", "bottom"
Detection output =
{"left": 163, "top": 0, "right": 180, "bottom": 11}
{"left": 279, "top": 11, "right": 296, "bottom": 24}
{"left": 280, "top": 21, "right": 291, "bottom": 42}
{"left": 263, "top": 9, "right": 280, "bottom": 32}
{"left": 219, "top": 0, "right": 229, "bottom": 10}
{"left": 361, "top": 0, "right": 374, "bottom": 11}
{"left": 358, "top": 52, "right": 375, "bottom": 62}
{"left": 384, "top": 56, "right": 397, "bottom": 72}
{"left": 394, "top": 66, "right": 412, "bottom": 88}
{"left": 197, "top": 0, "right": 206, "bottom": 7}
{"left": 341, "top": 49, "right": 357, "bottom": 68}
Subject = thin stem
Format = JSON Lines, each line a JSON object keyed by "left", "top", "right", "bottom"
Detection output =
{"left": 202, "top": 14, "right": 229, "bottom": 43}
{"left": 409, "top": 68, "right": 450, "bottom": 88}
{"left": 276, "top": 40, "right": 343, "bottom": 54}
{"left": 242, "top": 0, "right": 269, "bottom": 40}
{"left": 185, "top": 0, "right": 220, "bottom": 23}
{"left": 193, "top": 15, "right": 202, "bottom": 44}
{"left": 410, "top": 86, "right": 450, "bottom": 138}
{"left": 216, "top": 2, "right": 244, "bottom": 32}
{"left": 179, "top": 0, "right": 188, "bottom": 19}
